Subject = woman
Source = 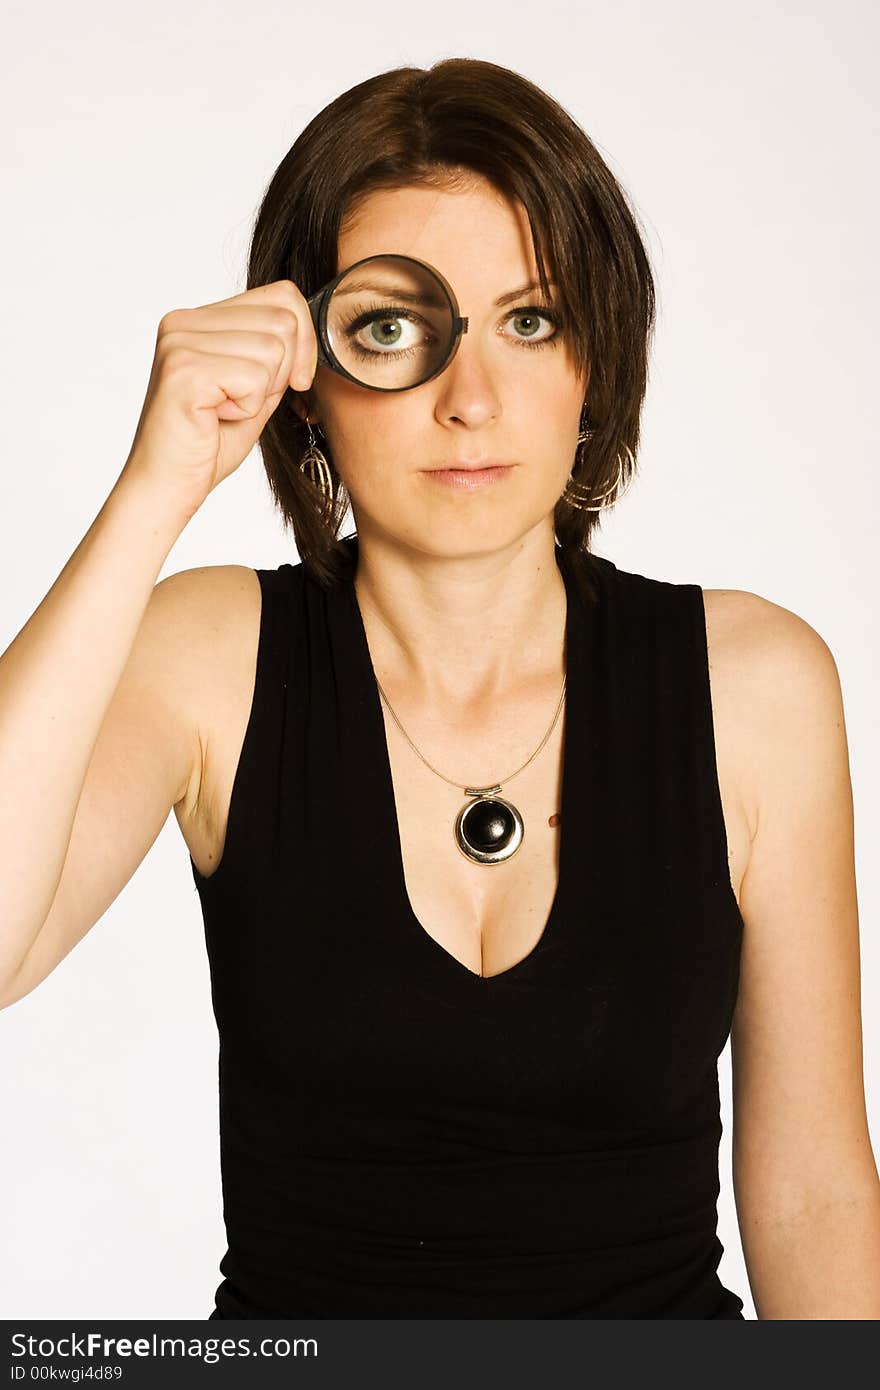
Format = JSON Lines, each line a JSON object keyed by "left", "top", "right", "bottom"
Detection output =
{"left": 2, "top": 58, "right": 878, "bottom": 1320}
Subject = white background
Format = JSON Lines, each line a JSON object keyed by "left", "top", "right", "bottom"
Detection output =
{"left": 1, "top": 0, "right": 877, "bottom": 1321}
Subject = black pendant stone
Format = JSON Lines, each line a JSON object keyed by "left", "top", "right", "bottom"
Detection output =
{"left": 462, "top": 797, "right": 515, "bottom": 852}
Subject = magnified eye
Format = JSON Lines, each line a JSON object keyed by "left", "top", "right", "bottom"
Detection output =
{"left": 343, "top": 303, "right": 439, "bottom": 359}
{"left": 322, "top": 255, "right": 456, "bottom": 389}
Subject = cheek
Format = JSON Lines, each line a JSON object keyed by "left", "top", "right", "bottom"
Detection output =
{"left": 324, "top": 423, "right": 418, "bottom": 509}
{"left": 330, "top": 397, "right": 427, "bottom": 471}
{"left": 514, "top": 361, "right": 583, "bottom": 426}
{"left": 511, "top": 384, "right": 581, "bottom": 463}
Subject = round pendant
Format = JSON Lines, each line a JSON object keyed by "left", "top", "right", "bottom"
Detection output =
{"left": 454, "top": 788, "right": 524, "bottom": 865}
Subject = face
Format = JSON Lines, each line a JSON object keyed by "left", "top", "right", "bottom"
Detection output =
{"left": 295, "top": 176, "right": 589, "bottom": 557}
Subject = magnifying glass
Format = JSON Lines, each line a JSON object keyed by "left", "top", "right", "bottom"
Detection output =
{"left": 305, "top": 254, "right": 469, "bottom": 392}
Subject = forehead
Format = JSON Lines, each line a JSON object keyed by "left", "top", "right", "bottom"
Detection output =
{"left": 336, "top": 180, "right": 542, "bottom": 284}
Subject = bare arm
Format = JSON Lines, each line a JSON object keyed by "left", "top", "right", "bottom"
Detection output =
{"left": 0, "top": 276, "right": 317, "bottom": 1006}
{"left": 0, "top": 468, "right": 194, "bottom": 996}
{"left": 727, "top": 592, "right": 880, "bottom": 1317}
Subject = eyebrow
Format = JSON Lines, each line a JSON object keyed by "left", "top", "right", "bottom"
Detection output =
{"left": 334, "top": 278, "right": 559, "bottom": 309}
{"left": 494, "top": 279, "right": 558, "bottom": 306}
{"left": 334, "top": 279, "right": 448, "bottom": 309}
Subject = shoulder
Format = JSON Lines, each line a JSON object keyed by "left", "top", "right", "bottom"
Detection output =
{"left": 700, "top": 587, "right": 846, "bottom": 832}
{"left": 153, "top": 564, "right": 264, "bottom": 695}
{"left": 156, "top": 561, "right": 266, "bottom": 689}
{"left": 153, "top": 564, "right": 264, "bottom": 801}
{"left": 144, "top": 564, "right": 263, "bottom": 715}
{"left": 590, "top": 554, "right": 838, "bottom": 694}
{"left": 700, "top": 586, "right": 840, "bottom": 696}
{"left": 588, "top": 553, "right": 838, "bottom": 691}
{"left": 156, "top": 562, "right": 263, "bottom": 618}
{"left": 701, "top": 584, "right": 830, "bottom": 647}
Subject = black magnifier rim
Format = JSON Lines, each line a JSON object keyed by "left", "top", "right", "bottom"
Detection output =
{"left": 305, "top": 253, "right": 469, "bottom": 393}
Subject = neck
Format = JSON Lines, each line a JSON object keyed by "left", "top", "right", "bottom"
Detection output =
{"left": 351, "top": 522, "right": 567, "bottom": 712}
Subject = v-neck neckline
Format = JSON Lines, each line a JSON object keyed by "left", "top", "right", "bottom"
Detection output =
{"left": 342, "top": 537, "right": 590, "bottom": 988}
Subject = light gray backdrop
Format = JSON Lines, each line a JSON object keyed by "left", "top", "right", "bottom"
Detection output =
{"left": 1, "top": 0, "right": 876, "bottom": 1322}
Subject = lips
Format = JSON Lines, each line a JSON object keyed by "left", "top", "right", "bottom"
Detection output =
{"left": 426, "top": 460, "right": 513, "bottom": 472}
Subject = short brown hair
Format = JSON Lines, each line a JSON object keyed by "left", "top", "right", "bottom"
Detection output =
{"left": 247, "top": 57, "right": 656, "bottom": 602}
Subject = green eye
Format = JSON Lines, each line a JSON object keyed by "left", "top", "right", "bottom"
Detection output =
{"left": 505, "top": 306, "right": 561, "bottom": 349}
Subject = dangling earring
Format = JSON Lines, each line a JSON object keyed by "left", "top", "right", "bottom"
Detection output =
{"left": 298, "top": 420, "right": 335, "bottom": 517}
{"left": 561, "top": 406, "right": 635, "bottom": 511}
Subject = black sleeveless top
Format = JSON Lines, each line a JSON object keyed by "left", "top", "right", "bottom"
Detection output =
{"left": 191, "top": 535, "right": 746, "bottom": 1319}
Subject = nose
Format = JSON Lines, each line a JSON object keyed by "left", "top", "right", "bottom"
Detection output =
{"left": 431, "top": 323, "right": 502, "bottom": 429}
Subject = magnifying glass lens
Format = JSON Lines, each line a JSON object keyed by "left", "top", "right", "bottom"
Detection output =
{"left": 324, "top": 256, "right": 454, "bottom": 389}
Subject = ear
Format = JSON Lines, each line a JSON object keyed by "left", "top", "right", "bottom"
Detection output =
{"left": 290, "top": 392, "right": 316, "bottom": 425}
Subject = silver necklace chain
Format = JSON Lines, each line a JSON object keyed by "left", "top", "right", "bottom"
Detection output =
{"left": 374, "top": 672, "right": 567, "bottom": 792}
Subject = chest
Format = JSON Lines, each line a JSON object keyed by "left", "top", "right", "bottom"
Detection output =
{"left": 182, "top": 587, "right": 754, "bottom": 980}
